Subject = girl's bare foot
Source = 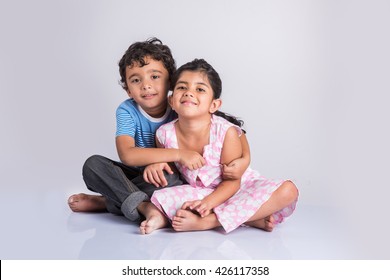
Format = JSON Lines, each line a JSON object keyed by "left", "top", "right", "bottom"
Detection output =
{"left": 68, "top": 193, "right": 107, "bottom": 212}
{"left": 139, "top": 203, "right": 169, "bottom": 235}
{"left": 172, "top": 209, "right": 219, "bottom": 232}
{"left": 245, "top": 215, "right": 275, "bottom": 232}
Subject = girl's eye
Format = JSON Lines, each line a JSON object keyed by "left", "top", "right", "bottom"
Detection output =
{"left": 197, "top": 88, "right": 206, "bottom": 92}
{"left": 152, "top": 75, "right": 160, "bottom": 80}
{"left": 176, "top": 86, "right": 186, "bottom": 90}
{"left": 131, "top": 78, "right": 140, "bottom": 83}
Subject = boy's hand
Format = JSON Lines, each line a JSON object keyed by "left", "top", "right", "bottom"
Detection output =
{"left": 222, "top": 158, "right": 247, "bottom": 180}
{"left": 178, "top": 150, "right": 206, "bottom": 170}
{"left": 143, "top": 163, "right": 173, "bottom": 187}
{"left": 182, "top": 200, "right": 212, "bottom": 217}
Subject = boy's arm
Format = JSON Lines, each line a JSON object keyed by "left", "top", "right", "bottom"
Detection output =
{"left": 116, "top": 135, "right": 205, "bottom": 168}
{"left": 183, "top": 127, "right": 242, "bottom": 217}
{"left": 143, "top": 139, "right": 177, "bottom": 187}
{"left": 116, "top": 135, "right": 177, "bottom": 166}
{"left": 222, "top": 132, "right": 251, "bottom": 180}
{"left": 115, "top": 104, "right": 204, "bottom": 168}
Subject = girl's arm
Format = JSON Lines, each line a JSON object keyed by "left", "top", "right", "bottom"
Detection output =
{"left": 183, "top": 127, "right": 243, "bottom": 217}
{"left": 222, "top": 133, "right": 250, "bottom": 179}
{"left": 116, "top": 135, "right": 205, "bottom": 168}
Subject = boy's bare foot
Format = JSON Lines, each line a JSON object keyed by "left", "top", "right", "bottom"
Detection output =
{"left": 68, "top": 193, "right": 107, "bottom": 212}
{"left": 245, "top": 215, "right": 275, "bottom": 232}
{"left": 172, "top": 209, "right": 219, "bottom": 232}
{"left": 139, "top": 203, "right": 169, "bottom": 234}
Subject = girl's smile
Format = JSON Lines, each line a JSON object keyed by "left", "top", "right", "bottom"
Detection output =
{"left": 170, "top": 71, "right": 220, "bottom": 117}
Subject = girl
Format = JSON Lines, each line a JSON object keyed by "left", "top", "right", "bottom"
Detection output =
{"left": 140, "top": 59, "right": 298, "bottom": 234}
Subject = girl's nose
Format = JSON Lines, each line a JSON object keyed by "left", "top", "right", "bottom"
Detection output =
{"left": 184, "top": 91, "right": 194, "bottom": 97}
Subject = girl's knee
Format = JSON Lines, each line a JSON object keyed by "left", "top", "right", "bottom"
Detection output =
{"left": 279, "top": 180, "right": 299, "bottom": 203}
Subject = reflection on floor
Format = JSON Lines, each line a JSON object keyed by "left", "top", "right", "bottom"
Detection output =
{"left": 0, "top": 189, "right": 373, "bottom": 260}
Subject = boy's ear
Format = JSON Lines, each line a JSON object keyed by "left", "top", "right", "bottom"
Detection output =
{"left": 209, "top": 99, "right": 222, "bottom": 114}
{"left": 126, "top": 89, "right": 133, "bottom": 98}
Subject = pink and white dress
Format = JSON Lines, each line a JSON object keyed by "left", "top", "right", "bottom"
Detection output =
{"left": 151, "top": 115, "right": 297, "bottom": 233}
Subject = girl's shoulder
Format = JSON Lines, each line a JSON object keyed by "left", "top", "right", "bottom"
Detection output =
{"left": 158, "top": 118, "right": 177, "bottom": 132}
{"left": 211, "top": 115, "right": 242, "bottom": 139}
{"left": 156, "top": 119, "right": 178, "bottom": 146}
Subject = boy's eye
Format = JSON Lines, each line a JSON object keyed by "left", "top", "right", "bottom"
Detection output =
{"left": 151, "top": 75, "right": 160, "bottom": 80}
{"left": 131, "top": 78, "right": 140, "bottom": 83}
{"left": 197, "top": 88, "right": 206, "bottom": 92}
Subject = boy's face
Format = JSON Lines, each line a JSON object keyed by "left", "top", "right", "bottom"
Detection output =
{"left": 125, "top": 57, "right": 170, "bottom": 118}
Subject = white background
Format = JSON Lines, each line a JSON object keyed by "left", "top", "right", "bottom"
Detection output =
{"left": 1, "top": 0, "right": 389, "bottom": 258}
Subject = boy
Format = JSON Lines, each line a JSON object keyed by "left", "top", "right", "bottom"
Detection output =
{"left": 68, "top": 38, "right": 250, "bottom": 227}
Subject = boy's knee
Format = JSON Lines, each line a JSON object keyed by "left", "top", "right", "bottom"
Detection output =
{"left": 82, "top": 155, "right": 106, "bottom": 176}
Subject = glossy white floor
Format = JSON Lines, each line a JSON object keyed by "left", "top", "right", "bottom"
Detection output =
{"left": 0, "top": 188, "right": 378, "bottom": 260}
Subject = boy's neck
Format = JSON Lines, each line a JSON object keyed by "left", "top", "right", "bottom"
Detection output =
{"left": 139, "top": 101, "right": 168, "bottom": 118}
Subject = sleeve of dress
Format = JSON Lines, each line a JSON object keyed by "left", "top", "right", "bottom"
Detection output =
{"left": 155, "top": 125, "right": 166, "bottom": 147}
{"left": 217, "top": 119, "right": 242, "bottom": 145}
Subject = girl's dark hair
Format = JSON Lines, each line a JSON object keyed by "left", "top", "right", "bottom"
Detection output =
{"left": 118, "top": 37, "right": 176, "bottom": 91}
{"left": 171, "top": 58, "right": 244, "bottom": 129}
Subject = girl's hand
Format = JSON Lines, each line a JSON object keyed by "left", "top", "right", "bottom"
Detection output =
{"left": 182, "top": 200, "right": 212, "bottom": 217}
{"left": 222, "top": 157, "right": 247, "bottom": 180}
{"left": 143, "top": 163, "right": 173, "bottom": 187}
{"left": 178, "top": 150, "right": 206, "bottom": 170}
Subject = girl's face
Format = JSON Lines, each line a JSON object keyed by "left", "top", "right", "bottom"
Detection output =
{"left": 170, "top": 70, "right": 221, "bottom": 118}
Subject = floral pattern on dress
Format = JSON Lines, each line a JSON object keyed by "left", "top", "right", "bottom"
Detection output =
{"left": 151, "top": 115, "right": 297, "bottom": 233}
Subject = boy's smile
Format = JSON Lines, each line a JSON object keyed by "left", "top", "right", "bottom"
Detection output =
{"left": 125, "top": 57, "right": 170, "bottom": 118}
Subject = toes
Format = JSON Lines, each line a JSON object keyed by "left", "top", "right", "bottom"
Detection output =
{"left": 175, "top": 209, "right": 192, "bottom": 218}
{"left": 68, "top": 193, "right": 86, "bottom": 204}
{"left": 68, "top": 195, "right": 80, "bottom": 211}
{"left": 265, "top": 216, "right": 275, "bottom": 232}
{"left": 175, "top": 209, "right": 186, "bottom": 217}
{"left": 265, "top": 222, "right": 274, "bottom": 232}
{"left": 68, "top": 194, "right": 79, "bottom": 204}
{"left": 172, "top": 221, "right": 183, "bottom": 232}
{"left": 139, "top": 220, "right": 148, "bottom": 235}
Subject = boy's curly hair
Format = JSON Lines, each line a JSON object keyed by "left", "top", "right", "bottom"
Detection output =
{"left": 118, "top": 37, "right": 176, "bottom": 91}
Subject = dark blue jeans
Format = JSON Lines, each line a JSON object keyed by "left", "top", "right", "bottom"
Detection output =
{"left": 82, "top": 155, "right": 184, "bottom": 222}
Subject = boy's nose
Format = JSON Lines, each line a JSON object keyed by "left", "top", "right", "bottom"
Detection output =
{"left": 142, "top": 83, "right": 152, "bottom": 90}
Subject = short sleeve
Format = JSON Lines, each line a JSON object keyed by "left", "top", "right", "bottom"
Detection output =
{"left": 233, "top": 125, "right": 243, "bottom": 137}
{"left": 156, "top": 126, "right": 166, "bottom": 147}
{"left": 215, "top": 118, "right": 242, "bottom": 145}
{"left": 116, "top": 106, "right": 136, "bottom": 137}
{"left": 156, "top": 121, "right": 177, "bottom": 148}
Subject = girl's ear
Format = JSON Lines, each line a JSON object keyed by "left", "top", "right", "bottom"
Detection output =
{"left": 168, "top": 94, "right": 174, "bottom": 109}
{"left": 209, "top": 99, "right": 222, "bottom": 114}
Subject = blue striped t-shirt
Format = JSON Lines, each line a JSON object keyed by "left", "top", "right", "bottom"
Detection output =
{"left": 116, "top": 99, "right": 177, "bottom": 148}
